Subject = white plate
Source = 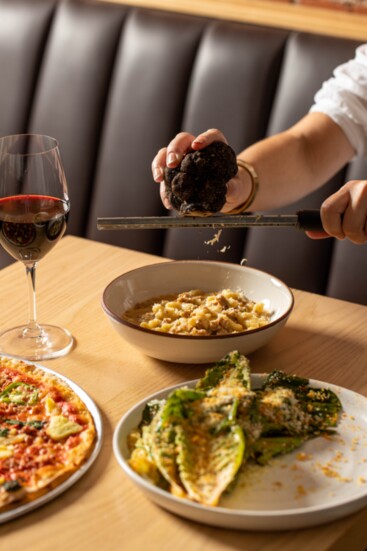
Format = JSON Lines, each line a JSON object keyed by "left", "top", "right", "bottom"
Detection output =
{"left": 0, "top": 358, "right": 103, "bottom": 523}
{"left": 113, "top": 375, "right": 367, "bottom": 531}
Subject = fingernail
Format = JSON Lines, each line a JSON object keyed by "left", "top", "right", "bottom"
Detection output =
{"left": 163, "top": 197, "right": 172, "bottom": 210}
{"left": 153, "top": 167, "right": 163, "bottom": 181}
{"left": 167, "top": 152, "right": 179, "bottom": 166}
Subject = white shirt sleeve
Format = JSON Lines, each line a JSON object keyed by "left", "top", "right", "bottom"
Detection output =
{"left": 310, "top": 44, "right": 367, "bottom": 158}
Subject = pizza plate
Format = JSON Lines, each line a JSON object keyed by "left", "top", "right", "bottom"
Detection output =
{"left": 0, "top": 356, "right": 103, "bottom": 523}
{"left": 113, "top": 375, "right": 367, "bottom": 531}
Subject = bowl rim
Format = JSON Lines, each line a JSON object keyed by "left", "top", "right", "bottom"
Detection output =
{"left": 101, "top": 260, "right": 294, "bottom": 340}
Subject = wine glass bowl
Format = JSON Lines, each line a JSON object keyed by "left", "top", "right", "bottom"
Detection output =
{"left": 0, "top": 195, "right": 68, "bottom": 263}
{"left": 0, "top": 134, "right": 73, "bottom": 360}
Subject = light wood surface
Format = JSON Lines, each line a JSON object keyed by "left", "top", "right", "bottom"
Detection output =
{"left": 98, "top": 0, "right": 367, "bottom": 41}
{"left": 0, "top": 235, "right": 366, "bottom": 551}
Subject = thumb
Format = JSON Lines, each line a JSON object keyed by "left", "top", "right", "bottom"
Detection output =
{"left": 305, "top": 230, "right": 331, "bottom": 240}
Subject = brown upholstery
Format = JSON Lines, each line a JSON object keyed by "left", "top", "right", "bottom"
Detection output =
{"left": 0, "top": 0, "right": 366, "bottom": 305}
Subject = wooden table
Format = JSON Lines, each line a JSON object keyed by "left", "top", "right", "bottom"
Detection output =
{"left": 0, "top": 235, "right": 366, "bottom": 551}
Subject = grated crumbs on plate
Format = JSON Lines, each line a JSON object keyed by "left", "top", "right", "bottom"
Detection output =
{"left": 296, "top": 452, "right": 313, "bottom": 462}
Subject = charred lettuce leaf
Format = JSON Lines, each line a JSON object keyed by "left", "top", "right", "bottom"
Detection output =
{"left": 176, "top": 420, "right": 244, "bottom": 506}
{"left": 196, "top": 350, "right": 251, "bottom": 394}
{"left": 149, "top": 388, "right": 204, "bottom": 497}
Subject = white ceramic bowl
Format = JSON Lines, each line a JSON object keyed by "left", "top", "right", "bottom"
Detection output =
{"left": 101, "top": 260, "right": 294, "bottom": 364}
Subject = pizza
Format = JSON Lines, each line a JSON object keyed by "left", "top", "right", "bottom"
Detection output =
{"left": 0, "top": 356, "right": 97, "bottom": 511}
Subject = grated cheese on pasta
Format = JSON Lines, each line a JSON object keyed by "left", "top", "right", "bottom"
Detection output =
{"left": 122, "top": 289, "right": 271, "bottom": 336}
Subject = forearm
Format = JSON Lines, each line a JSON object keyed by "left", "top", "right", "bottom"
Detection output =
{"left": 237, "top": 112, "right": 355, "bottom": 211}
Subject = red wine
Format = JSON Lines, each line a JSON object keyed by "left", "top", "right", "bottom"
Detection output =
{"left": 0, "top": 195, "right": 69, "bottom": 263}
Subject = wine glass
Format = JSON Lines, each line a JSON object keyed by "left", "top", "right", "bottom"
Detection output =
{"left": 0, "top": 134, "right": 73, "bottom": 360}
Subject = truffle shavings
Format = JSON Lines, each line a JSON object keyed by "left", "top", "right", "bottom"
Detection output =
{"left": 204, "top": 230, "right": 222, "bottom": 246}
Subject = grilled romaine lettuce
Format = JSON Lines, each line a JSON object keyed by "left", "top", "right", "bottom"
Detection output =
{"left": 128, "top": 352, "right": 343, "bottom": 506}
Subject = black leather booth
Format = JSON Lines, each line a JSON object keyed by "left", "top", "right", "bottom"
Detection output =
{"left": 0, "top": 0, "right": 366, "bottom": 305}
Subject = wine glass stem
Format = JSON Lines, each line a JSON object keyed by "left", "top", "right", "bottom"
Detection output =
{"left": 24, "top": 263, "right": 44, "bottom": 338}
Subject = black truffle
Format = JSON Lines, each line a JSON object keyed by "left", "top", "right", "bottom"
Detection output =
{"left": 164, "top": 141, "right": 238, "bottom": 215}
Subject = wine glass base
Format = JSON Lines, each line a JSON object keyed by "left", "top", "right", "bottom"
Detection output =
{"left": 0, "top": 324, "right": 74, "bottom": 361}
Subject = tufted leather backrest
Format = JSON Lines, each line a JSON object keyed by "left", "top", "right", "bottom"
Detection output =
{"left": 0, "top": 0, "right": 365, "bottom": 304}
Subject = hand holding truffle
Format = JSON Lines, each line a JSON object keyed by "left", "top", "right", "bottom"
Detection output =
{"left": 152, "top": 129, "right": 254, "bottom": 215}
{"left": 153, "top": 131, "right": 238, "bottom": 215}
{"left": 164, "top": 141, "right": 238, "bottom": 215}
